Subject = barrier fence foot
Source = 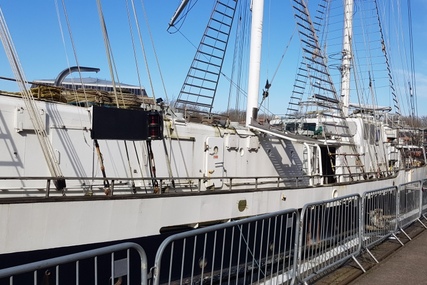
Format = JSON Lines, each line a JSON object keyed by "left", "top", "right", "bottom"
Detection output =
{"left": 400, "top": 228, "right": 412, "bottom": 241}
{"left": 417, "top": 218, "right": 427, "bottom": 229}
{"left": 351, "top": 255, "right": 366, "bottom": 273}
{"left": 365, "top": 248, "right": 379, "bottom": 264}
{"left": 391, "top": 233, "right": 404, "bottom": 246}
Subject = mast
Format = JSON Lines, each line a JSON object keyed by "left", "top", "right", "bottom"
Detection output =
{"left": 246, "top": 0, "right": 264, "bottom": 126}
{"left": 341, "top": 0, "right": 353, "bottom": 116}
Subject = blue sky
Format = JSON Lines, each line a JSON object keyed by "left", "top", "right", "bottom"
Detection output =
{"left": 0, "top": 0, "right": 426, "bottom": 117}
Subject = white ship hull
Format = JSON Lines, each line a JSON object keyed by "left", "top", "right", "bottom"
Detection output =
{"left": 1, "top": 93, "right": 425, "bottom": 255}
{"left": 1, "top": 168, "right": 425, "bottom": 255}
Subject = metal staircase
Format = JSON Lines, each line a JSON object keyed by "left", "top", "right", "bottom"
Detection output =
{"left": 174, "top": 0, "right": 238, "bottom": 115}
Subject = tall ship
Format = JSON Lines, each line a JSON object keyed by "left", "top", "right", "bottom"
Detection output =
{"left": 0, "top": 0, "right": 425, "bottom": 271}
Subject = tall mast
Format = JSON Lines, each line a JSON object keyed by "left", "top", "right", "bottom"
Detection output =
{"left": 341, "top": 0, "right": 353, "bottom": 116}
{"left": 246, "top": 0, "right": 264, "bottom": 126}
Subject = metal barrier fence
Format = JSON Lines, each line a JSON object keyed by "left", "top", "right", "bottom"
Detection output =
{"left": 0, "top": 242, "right": 147, "bottom": 285}
{"left": 362, "top": 186, "right": 398, "bottom": 252}
{"left": 3, "top": 180, "right": 427, "bottom": 284}
{"left": 421, "top": 180, "right": 427, "bottom": 218}
{"left": 151, "top": 209, "right": 300, "bottom": 285}
{"left": 296, "top": 194, "right": 362, "bottom": 283}
{"left": 398, "top": 181, "right": 426, "bottom": 239}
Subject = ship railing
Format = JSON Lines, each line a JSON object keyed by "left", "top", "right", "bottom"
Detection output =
{"left": 0, "top": 242, "right": 148, "bottom": 285}
{"left": 0, "top": 170, "right": 397, "bottom": 198}
{"left": 0, "top": 175, "right": 293, "bottom": 197}
{"left": 151, "top": 209, "right": 300, "bottom": 285}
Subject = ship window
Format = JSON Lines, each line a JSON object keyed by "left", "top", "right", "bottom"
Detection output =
{"left": 302, "top": 123, "right": 316, "bottom": 131}
{"left": 285, "top": 123, "right": 298, "bottom": 132}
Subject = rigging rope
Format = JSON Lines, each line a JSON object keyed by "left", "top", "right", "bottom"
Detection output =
{"left": 128, "top": 0, "right": 156, "bottom": 102}
{"left": 407, "top": 0, "right": 417, "bottom": 118}
{"left": 125, "top": 0, "right": 145, "bottom": 100}
{"left": 133, "top": 141, "right": 148, "bottom": 193}
{"left": 123, "top": 141, "right": 136, "bottom": 193}
{"left": 227, "top": 0, "right": 249, "bottom": 118}
{"left": 374, "top": 0, "right": 401, "bottom": 117}
{"left": 269, "top": 27, "right": 297, "bottom": 87}
{"left": 58, "top": 0, "right": 89, "bottom": 106}
{"left": 139, "top": 0, "right": 170, "bottom": 103}
{"left": 95, "top": 0, "right": 121, "bottom": 108}
{"left": 0, "top": 8, "right": 65, "bottom": 190}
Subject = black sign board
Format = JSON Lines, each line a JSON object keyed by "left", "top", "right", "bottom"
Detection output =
{"left": 91, "top": 106, "right": 149, "bottom": 140}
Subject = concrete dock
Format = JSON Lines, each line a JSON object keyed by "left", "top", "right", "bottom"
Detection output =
{"left": 349, "top": 225, "right": 427, "bottom": 285}
{"left": 314, "top": 221, "right": 427, "bottom": 285}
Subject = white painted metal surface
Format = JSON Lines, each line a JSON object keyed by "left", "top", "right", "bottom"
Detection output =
{"left": 246, "top": 0, "right": 264, "bottom": 126}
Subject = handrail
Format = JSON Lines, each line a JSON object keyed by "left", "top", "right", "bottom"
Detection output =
{"left": 0, "top": 170, "right": 399, "bottom": 198}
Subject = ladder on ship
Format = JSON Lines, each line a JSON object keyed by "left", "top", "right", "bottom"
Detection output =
{"left": 174, "top": 0, "right": 238, "bottom": 115}
{"left": 288, "top": 0, "right": 365, "bottom": 179}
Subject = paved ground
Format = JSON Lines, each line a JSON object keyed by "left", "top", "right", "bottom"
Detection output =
{"left": 348, "top": 224, "right": 427, "bottom": 285}
{"left": 313, "top": 221, "right": 427, "bottom": 285}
